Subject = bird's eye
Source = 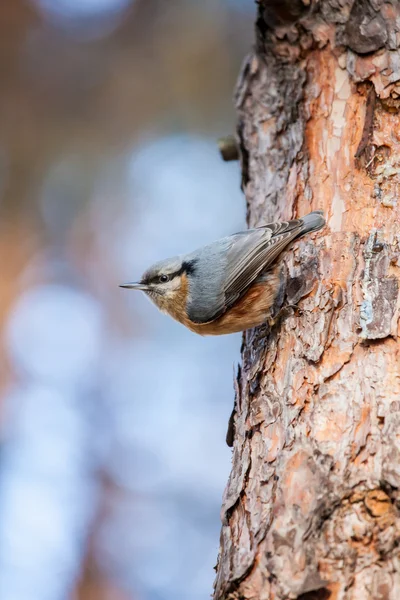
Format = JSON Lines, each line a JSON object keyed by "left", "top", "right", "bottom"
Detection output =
{"left": 159, "top": 274, "right": 169, "bottom": 283}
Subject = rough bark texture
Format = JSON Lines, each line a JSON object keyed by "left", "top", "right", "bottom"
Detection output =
{"left": 214, "top": 1, "right": 400, "bottom": 599}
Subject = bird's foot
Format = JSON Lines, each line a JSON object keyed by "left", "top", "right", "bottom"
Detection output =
{"left": 267, "top": 303, "right": 298, "bottom": 329}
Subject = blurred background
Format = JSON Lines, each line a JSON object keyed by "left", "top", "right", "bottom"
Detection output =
{"left": 0, "top": 2, "right": 253, "bottom": 599}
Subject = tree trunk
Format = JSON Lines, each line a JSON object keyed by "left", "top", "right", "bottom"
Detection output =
{"left": 214, "top": 1, "right": 400, "bottom": 599}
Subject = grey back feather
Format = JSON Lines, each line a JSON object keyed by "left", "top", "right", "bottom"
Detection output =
{"left": 186, "top": 211, "right": 324, "bottom": 324}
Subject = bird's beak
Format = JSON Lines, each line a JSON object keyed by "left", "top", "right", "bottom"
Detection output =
{"left": 119, "top": 282, "right": 149, "bottom": 291}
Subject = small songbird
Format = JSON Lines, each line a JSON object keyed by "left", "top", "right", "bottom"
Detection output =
{"left": 120, "top": 210, "right": 325, "bottom": 335}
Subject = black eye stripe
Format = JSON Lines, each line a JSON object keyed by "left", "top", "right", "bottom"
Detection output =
{"left": 143, "top": 259, "right": 197, "bottom": 285}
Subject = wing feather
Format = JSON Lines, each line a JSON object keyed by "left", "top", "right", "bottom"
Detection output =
{"left": 222, "top": 222, "right": 302, "bottom": 308}
{"left": 186, "top": 216, "right": 318, "bottom": 324}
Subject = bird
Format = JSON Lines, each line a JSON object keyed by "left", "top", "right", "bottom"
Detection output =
{"left": 120, "top": 210, "right": 325, "bottom": 335}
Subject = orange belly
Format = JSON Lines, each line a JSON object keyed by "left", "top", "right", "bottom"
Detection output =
{"left": 186, "top": 276, "right": 279, "bottom": 335}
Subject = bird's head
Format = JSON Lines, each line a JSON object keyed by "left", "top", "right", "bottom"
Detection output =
{"left": 120, "top": 257, "right": 196, "bottom": 316}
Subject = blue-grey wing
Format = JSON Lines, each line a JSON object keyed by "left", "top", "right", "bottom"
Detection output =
{"left": 186, "top": 219, "right": 305, "bottom": 324}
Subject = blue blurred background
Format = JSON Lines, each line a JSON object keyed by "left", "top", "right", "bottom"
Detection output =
{"left": 0, "top": 2, "right": 253, "bottom": 599}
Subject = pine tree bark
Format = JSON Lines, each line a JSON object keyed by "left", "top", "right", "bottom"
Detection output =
{"left": 214, "top": 2, "right": 400, "bottom": 599}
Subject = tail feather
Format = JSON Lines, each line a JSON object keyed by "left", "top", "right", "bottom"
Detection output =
{"left": 299, "top": 210, "right": 325, "bottom": 235}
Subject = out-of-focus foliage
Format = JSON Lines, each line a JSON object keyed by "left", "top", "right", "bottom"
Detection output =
{"left": 0, "top": 1, "right": 253, "bottom": 599}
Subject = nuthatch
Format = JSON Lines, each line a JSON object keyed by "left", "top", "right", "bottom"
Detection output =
{"left": 120, "top": 210, "right": 325, "bottom": 335}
